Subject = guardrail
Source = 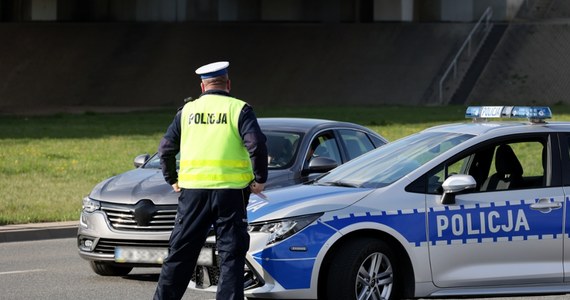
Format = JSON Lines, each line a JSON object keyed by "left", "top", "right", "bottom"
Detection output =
{"left": 438, "top": 7, "right": 493, "bottom": 105}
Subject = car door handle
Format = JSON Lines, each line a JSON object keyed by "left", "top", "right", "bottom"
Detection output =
{"left": 530, "top": 198, "right": 562, "bottom": 213}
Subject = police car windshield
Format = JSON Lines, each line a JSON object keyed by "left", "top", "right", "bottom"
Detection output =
{"left": 315, "top": 131, "right": 473, "bottom": 188}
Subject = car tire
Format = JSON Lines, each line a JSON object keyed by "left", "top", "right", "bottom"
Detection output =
{"left": 325, "top": 238, "right": 399, "bottom": 300}
{"left": 89, "top": 261, "right": 133, "bottom": 276}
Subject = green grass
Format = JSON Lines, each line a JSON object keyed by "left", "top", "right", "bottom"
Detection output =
{"left": 2, "top": 105, "right": 570, "bottom": 225}
{"left": 0, "top": 111, "right": 171, "bottom": 225}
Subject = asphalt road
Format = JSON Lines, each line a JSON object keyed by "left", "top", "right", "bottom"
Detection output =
{"left": 1, "top": 237, "right": 570, "bottom": 300}
{"left": 0, "top": 238, "right": 212, "bottom": 300}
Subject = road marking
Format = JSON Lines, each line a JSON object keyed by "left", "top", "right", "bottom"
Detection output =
{"left": 0, "top": 269, "right": 46, "bottom": 275}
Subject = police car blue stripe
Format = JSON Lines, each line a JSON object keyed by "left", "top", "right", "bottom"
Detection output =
{"left": 251, "top": 255, "right": 314, "bottom": 289}
{"left": 250, "top": 221, "right": 337, "bottom": 289}
{"left": 323, "top": 197, "right": 561, "bottom": 247}
{"left": 325, "top": 209, "right": 427, "bottom": 247}
{"left": 252, "top": 197, "right": 564, "bottom": 290}
{"left": 428, "top": 198, "right": 562, "bottom": 245}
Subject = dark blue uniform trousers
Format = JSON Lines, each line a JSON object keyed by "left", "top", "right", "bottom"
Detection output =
{"left": 154, "top": 188, "right": 250, "bottom": 300}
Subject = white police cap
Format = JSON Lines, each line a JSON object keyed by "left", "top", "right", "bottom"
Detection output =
{"left": 195, "top": 61, "right": 229, "bottom": 79}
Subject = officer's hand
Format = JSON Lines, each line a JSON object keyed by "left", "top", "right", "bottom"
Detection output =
{"left": 172, "top": 182, "right": 181, "bottom": 193}
{"left": 250, "top": 181, "right": 265, "bottom": 195}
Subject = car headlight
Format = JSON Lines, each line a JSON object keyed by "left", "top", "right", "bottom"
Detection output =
{"left": 248, "top": 213, "right": 323, "bottom": 245}
{"left": 82, "top": 197, "right": 101, "bottom": 213}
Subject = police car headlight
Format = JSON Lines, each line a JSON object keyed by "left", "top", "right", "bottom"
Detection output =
{"left": 248, "top": 213, "right": 322, "bottom": 246}
{"left": 82, "top": 197, "right": 100, "bottom": 213}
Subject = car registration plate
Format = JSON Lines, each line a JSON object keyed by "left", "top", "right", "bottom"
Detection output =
{"left": 114, "top": 246, "right": 214, "bottom": 266}
{"left": 115, "top": 247, "right": 168, "bottom": 264}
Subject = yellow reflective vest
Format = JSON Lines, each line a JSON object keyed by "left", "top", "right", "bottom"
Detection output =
{"left": 178, "top": 94, "right": 254, "bottom": 189}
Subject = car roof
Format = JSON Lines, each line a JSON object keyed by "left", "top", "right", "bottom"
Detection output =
{"left": 258, "top": 117, "right": 373, "bottom": 134}
{"left": 423, "top": 121, "right": 570, "bottom": 136}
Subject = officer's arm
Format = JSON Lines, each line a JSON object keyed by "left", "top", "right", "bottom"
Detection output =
{"left": 239, "top": 105, "right": 268, "bottom": 185}
{"left": 159, "top": 110, "right": 182, "bottom": 186}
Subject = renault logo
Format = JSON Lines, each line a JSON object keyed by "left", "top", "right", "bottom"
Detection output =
{"left": 133, "top": 199, "right": 157, "bottom": 226}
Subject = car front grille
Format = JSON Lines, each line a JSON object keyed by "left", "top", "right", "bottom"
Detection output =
{"left": 101, "top": 200, "right": 177, "bottom": 231}
{"left": 94, "top": 238, "right": 170, "bottom": 255}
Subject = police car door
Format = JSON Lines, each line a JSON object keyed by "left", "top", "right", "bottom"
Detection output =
{"left": 561, "top": 133, "right": 570, "bottom": 283}
{"left": 426, "top": 135, "right": 564, "bottom": 288}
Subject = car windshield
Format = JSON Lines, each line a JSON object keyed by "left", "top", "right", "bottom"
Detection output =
{"left": 265, "top": 131, "right": 301, "bottom": 169}
{"left": 143, "top": 153, "right": 168, "bottom": 169}
{"left": 315, "top": 131, "right": 474, "bottom": 188}
{"left": 142, "top": 131, "right": 301, "bottom": 170}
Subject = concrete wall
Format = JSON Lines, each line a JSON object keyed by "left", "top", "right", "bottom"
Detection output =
{"left": 441, "top": 0, "right": 474, "bottom": 22}
{"left": 0, "top": 23, "right": 473, "bottom": 114}
{"left": 473, "top": 0, "right": 525, "bottom": 21}
{"left": 368, "top": 0, "right": 524, "bottom": 22}
{"left": 261, "top": 0, "right": 307, "bottom": 21}
{"left": 31, "top": 0, "right": 56, "bottom": 20}
{"left": 468, "top": 23, "right": 570, "bottom": 106}
{"left": 219, "top": 0, "right": 259, "bottom": 21}
{"left": 416, "top": 0, "right": 524, "bottom": 22}
{"left": 8, "top": 0, "right": 526, "bottom": 22}
{"left": 373, "top": 0, "right": 402, "bottom": 21}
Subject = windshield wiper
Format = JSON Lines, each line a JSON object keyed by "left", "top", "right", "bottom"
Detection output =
{"left": 317, "top": 181, "right": 361, "bottom": 188}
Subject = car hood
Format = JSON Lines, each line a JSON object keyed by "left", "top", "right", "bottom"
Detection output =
{"left": 247, "top": 184, "right": 374, "bottom": 222}
{"left": 88, "top": 169, "right": 372, "bottom": 215}
{"left": 89, "top": 168, "right": 178, "bottom": 205}
{"left": 88, "top": 167, "right": 294, "bottom": 205}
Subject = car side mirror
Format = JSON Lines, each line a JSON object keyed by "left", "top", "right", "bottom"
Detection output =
{"left": 441, "top": 174, "right": 476, "bottom": 205}
{"left": 133, "top": 153, "right": 150, "bottom": 168}
{"left": 307, "top": 157, "right": 338, "bottom": 174}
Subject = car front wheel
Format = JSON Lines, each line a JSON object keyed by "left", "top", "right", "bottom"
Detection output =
{"left": 326, "top": 238, "right": 398, "bottom": 300}
{"left": 89, "top": 261, "right": 133, "bottom": 276}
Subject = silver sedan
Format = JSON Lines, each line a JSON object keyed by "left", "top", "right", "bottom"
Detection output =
{"left": 77, "top": 117, "right": 387, "bottom": 276}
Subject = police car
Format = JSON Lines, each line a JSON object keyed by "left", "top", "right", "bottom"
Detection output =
{"left": 192, "top": 106, "right": 570, "bottom": 299}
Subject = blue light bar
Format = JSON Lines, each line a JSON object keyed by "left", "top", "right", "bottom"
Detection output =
{"left": 466, "top": 106, "right": 552, "bottom": 122}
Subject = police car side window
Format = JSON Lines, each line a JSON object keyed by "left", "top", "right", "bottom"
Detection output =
{"left": 418, "top": 139, "right": 547, "bottom": 194}
{"left": 481, "top": 140, "right": 546, "bottom": 191}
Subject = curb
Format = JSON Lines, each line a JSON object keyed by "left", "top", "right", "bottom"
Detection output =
{"left": 0, "top": 221, "right": 78, "bottom": 243}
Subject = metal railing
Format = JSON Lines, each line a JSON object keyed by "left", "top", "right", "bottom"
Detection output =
{"left": 438, "top": 7, "right": 493, "bottom": 104}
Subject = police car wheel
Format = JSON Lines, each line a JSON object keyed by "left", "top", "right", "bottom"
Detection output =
{"left": 89, "top": 261, "right": 133, "bottom": 276}
{"left": 326, "top": 238, "right": 397, "bottom": 300}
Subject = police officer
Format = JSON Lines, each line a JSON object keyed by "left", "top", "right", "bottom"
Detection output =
{"left": 154, "top": 61, "right": 268, "bottom": 300}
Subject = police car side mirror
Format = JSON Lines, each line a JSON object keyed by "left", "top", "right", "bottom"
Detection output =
{"left": 440, "top": 174, "right": 477, "bottom": 205}
{"left": 133, "top": 153, "right": 150, "bottom": 168}
{"left": 307, "top": 157, "right": 338, "bottom": 174}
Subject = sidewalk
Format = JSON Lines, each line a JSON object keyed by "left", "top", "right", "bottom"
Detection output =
{"left": 0, "top": 221, "right": 78, "bottom": 243}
